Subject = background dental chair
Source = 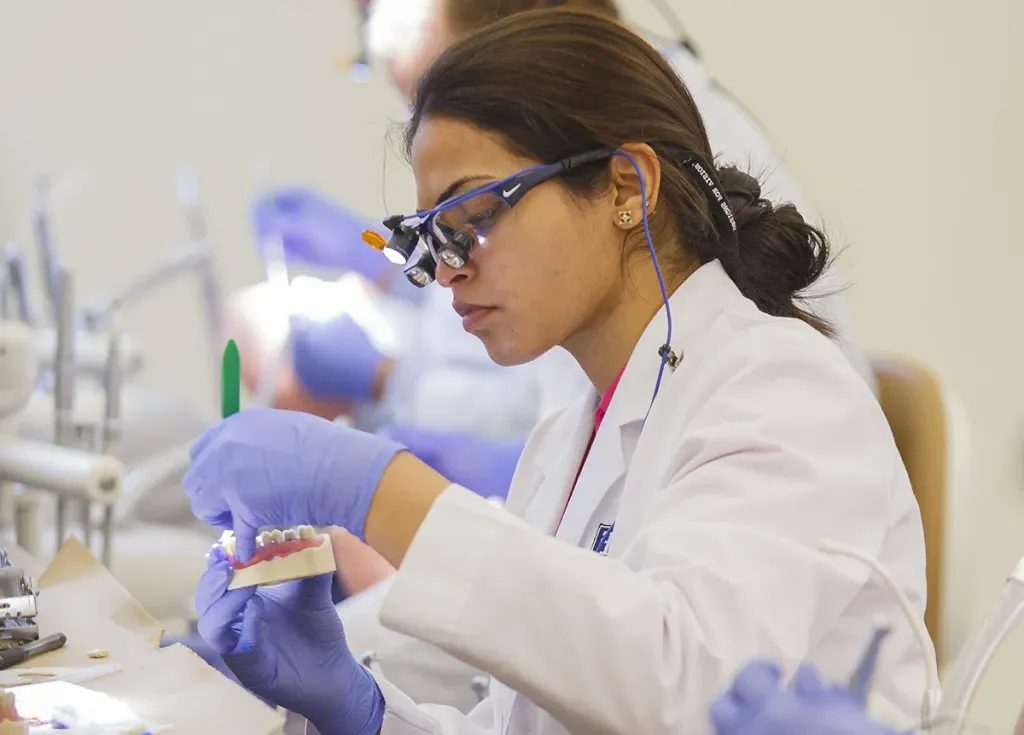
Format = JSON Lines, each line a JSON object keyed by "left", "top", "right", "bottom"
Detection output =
{"left": 872, "top": 355, "right": 972, "bottom": 668}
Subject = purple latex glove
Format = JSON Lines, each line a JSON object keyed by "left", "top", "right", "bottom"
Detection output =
{"left": 291, "top": 315, "right": 386, "bottom": 403}
{"left": 196, "top": 548, "right": 384, "bottom": 735}
{"left": 710, "top": 661, "right": 905, "bottom": 735}
{"left": 184, "top": 408, "right": 404, "bottom": 558}
{"left": 252, "top": 187, "right": 392, "bottom": 280}
{"left": 380, "top": 425, "right": 524, "bottom": 502}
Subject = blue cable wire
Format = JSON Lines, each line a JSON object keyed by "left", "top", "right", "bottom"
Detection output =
{"left": 613, "top": 152, "right": 674, "bottom": 410}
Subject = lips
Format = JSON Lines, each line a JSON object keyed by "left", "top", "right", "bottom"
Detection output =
{"left": 452, "top": 300, "right": 496, "bottom": 331}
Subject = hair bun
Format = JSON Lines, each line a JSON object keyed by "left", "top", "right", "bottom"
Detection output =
{"left": 717, "top": 166, "right": 763, "bottom": 213}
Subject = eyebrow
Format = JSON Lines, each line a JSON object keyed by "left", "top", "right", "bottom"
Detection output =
{"left": 433, "top": 175, "right": 493, "bottom": 208}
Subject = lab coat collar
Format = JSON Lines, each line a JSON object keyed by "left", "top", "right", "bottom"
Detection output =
{"left": 527, "top": 260, "right": 738, "bottom": 543}
{"left": 601, "top": 259, "right": 735, "bottom": 431}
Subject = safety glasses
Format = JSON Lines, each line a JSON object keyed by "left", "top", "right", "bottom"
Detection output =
{"left": 376, "top": 149, "right": 613, "bottom": 287}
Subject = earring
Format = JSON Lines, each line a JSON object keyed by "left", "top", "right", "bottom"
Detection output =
{"left": 618, "top": 210, "right": 633, "bottom": 226}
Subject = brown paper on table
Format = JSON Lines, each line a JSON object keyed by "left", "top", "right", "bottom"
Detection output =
{"left": 5, "top": 538, "right": 285, "bottom": 734}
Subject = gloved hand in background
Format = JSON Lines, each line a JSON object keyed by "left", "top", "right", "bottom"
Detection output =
{"left": 291, "top": 315, "right": 391, "bottom": 403}
{"left": 184, "top": 408, "right": 405, "bottom": 561}
{"left": 381, "top": 424, "right": 523, "bottom": 503}
{"left": 196, "top": 547, "right": 384, "bottom": 735}
{"left": 252, "top": 187, "right": 393, "bottom": 281}
{"left": 710, "top": 661, "right": 902, "bottom": 735}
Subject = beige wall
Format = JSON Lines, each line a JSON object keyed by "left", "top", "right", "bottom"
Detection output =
{"left": 2, "top": 0, "right": 1023, "bottom": 728}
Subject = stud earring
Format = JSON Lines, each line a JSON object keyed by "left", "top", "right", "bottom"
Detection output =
{"left": 618, "top": 210, "right": 633, "bottom": 226}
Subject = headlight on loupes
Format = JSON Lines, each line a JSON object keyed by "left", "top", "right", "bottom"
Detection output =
{"left": 362, "top": 215, "right": 477, "bottom": 288}
{"left": 362, "top": 224, "right": 437, "bottom": 287}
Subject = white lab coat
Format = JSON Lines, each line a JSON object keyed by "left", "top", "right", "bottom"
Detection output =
{"left": 338, "top": 41, "right": 879, "bottom": 710}
{"left": 366, "top": 260, "right": 932, "bottom": 735}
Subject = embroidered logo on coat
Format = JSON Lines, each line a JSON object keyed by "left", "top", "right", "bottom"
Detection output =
{"left": 591, "top": 523, "right": 614, "bottom": 555}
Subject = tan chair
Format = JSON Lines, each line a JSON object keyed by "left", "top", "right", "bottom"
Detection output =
{"left": 872, "top": 356, "right": 956, "bottom": 665}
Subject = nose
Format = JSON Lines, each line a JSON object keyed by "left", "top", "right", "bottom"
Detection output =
{"left": 434, "top": 260, "right": 471, "bottom": 288}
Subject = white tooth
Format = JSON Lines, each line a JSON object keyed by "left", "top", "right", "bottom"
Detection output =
{"left": 260, "top": 531, "right": 273, "bottom": 547}
{"left": 298, "top": 525, "right": 314, "bottom": 539}
{"left": 283, "top": 529, "right": 299, "bottom": 542}
{"left": 270, "top": 529, "right": 284, "bottom": 544}
{"left": 255, "top": 535, "right": 265, "bottom": 547}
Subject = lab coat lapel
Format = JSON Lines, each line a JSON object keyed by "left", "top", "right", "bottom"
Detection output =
{"left": 556, "top": 260, "right": 739, "bottom": 549}
{"left": 520, "top": 393, "right": 596, "bottom": 537}
{"left": 555, "top": 368, "right": 647, "bottom": 547}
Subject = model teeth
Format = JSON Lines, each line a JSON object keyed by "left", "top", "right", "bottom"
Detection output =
{"left": 219, "top": 531, "right": 237, "bottom": 557}
{"left": 217, "top": 526, "right": 317, "bottom": 553}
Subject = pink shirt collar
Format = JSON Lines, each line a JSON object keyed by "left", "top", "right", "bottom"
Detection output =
{"left": 594, "top": 368, "right": 625, "bottom": 433}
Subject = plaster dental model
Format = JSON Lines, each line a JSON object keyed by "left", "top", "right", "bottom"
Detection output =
{"left": 213, "top": 526, "right": 336, "bottom": 590}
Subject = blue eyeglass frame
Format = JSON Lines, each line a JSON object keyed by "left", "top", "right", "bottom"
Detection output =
{"left": 389, "top": 149, "right": 615, "bottom": 265}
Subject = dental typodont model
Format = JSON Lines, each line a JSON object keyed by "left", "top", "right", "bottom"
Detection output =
{"left": 213, "top": 526, "right": 336, "bottom": 590}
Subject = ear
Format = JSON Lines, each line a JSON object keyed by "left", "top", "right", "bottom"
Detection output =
{"left": 608, "top": 143, "right": 661, "bottom": 228}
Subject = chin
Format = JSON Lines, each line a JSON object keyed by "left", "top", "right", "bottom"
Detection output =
{"left": 479, "top": 333, "right": 544, "bottom": 367}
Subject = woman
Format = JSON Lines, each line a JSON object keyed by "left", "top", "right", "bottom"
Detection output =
{"left": 185, "top": 10, "right": 933, "bottom": 735}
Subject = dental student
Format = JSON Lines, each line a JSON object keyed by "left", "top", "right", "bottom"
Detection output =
{"left": 248, "top": 0, "right": 875, "bottom": 498}
{"left": 187, "top": 10, "right": 932, "bottom": 735}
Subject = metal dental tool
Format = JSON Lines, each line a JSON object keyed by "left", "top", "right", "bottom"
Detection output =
{"left": 251, "top": 163, "right": 295, "bottom": 408}
{"left": 847, "top": 618, "right": 892, "bottom": 707}
{"left": 32, "top": 176, "right": 61, "bottom": 325}
{"left": 53, "top": 268, "right": 76, "bottom": 546}
{"left": 176, "top": 167, "right": 223, "bottom": 357}
{"left": 98, "top": 322, "right": 122, "bottom": 568}
{"left": 0, "top": 631, "right": 66, "bottom": 669}
{"left": 0, "top": 244, "right": 35, "bottom": 326}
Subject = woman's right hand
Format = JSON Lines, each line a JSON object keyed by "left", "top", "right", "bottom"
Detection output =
{"left": 196, "top": 548, "right": 385, "bottom": 735}
{"left": 183, "top": 409, "right": 406, "bottom": 561}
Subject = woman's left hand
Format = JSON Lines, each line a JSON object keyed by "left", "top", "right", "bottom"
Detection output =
{"left": 710, "top": 662, "right": 900, "bottom": 735}
{"left": 197, "top": 548, "right": 385, "bottom": 735}
{"left": 183, "top": 408, "right": 405, "bottom": 561}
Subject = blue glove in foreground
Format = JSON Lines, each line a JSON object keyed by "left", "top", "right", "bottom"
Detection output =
{"left": 710, "top": 661, "right": 902, "bottom": 735}
{"left": 381, "top": 425, "right": 523, "bottom": 502}
{"left": 184, "top": 409, "right": 404, "bottom": 560}
{"left": 196, "top": 548, "right": 384, "bottom": 735}
{"left": 292, "top": 315, "right": 386, "bottom": 403}
{"left": 252, "top": 187, "right": 391, "bottom": 280}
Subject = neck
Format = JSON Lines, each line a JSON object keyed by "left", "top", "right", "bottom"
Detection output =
{"left": 563, "top": 258, "right": 691, "bottom": 394}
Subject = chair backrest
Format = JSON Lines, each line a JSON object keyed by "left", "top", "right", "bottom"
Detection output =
{"left": 872, "top": 357, "right": 948, "bottom": 663}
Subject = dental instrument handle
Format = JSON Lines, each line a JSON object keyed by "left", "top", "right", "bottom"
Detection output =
{"left": 222, "top": 339, "right": 241, "bottom": 419}
{"left": 54, "top": 269, "right": 77, "bottom": 548}
{"left": 1, "top": 245, "right": 34, "bottom": 326}
{"left": 100, "top": 325, "right": 122, "bottom": 568}
{"left": 176, "top": 167, "right": 223, "bottom": 357}
{"left": 32, "top": 176, "right": 61, "bottom": 324}
{"left": 847, "top": 622, "right": 891, "bottom": 706}
{"left": 0, "top": 632, "right": 67, "bottom": 670}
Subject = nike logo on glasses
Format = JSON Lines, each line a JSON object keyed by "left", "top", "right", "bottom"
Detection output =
{"left": 502, "top": 183, "right": 522, "bottom": 198}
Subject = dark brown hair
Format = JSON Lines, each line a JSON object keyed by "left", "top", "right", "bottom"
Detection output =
{"left": 446, "top": 0, "right": 619, "bottom": 35}
{"left": 406, "top": 9, "right": 833, "bottom": 335}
